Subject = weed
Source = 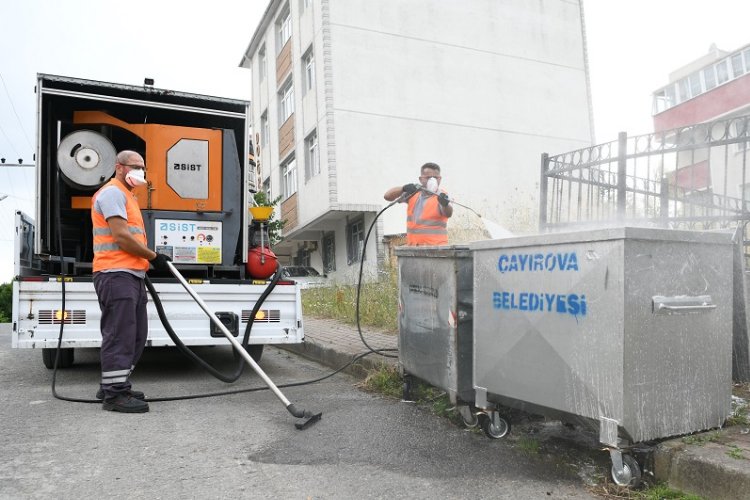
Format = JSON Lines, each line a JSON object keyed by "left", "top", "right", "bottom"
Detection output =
{"left": 726, "top": 445, "right": 745, "bottom": 460}
{"left": 726, "top": 396, "right": 750, "bottom": 427}
{"left": 517, "top": 436, "right": 540, "bottom": 455}
{"left": 681, "top": 430, "right": 722, "bottom": 446}
{"left": 301, "top": 266, "right": 399, "bottom": 332}
{"left": 361, "top": 364, "right": 402, "bottom": 398}
{"left": 634, "top": 483, "right": 703, "bottom": 499}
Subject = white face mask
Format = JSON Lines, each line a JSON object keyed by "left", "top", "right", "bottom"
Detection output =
{"left": 426, "top": 176, "right": 439, "bottom": 193}
{"left": 125, "top": 168, "right": 147, "bottom": 187}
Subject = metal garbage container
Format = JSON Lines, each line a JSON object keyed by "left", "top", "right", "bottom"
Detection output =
{"left": 396, "top": 245, "right": 479, "bottom": 428}
{"left": 470, "top": 227, "right": 733, "bottom": 486}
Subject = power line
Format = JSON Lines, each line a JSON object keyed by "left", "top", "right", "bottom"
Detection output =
{"left": 0, "top": 122, "right": 22, "bottom": 158}
{"left": 0, "top": 72, "right": 34, "bottom": 151}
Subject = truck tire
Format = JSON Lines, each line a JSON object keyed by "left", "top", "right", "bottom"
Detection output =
{"left": 42, "top": 348, "right": 75, "bottom": 369}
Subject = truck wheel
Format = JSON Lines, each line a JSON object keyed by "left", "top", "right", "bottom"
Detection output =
{"left": 42, "top": 348, "right": 74, "bottom": 369}
{"left": 245, "top": 345, "right": 264, "bottom": 363}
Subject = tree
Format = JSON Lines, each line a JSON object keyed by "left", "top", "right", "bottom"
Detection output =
{"left": 0, "top": 282, "right": 11, "bottom": 323}
{"left": 253, "top": 192, "right": 286, "bottom": 246}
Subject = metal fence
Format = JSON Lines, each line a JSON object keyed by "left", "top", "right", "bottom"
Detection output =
{"left": 540, "top": 113, "right": 750, "bottom": 233}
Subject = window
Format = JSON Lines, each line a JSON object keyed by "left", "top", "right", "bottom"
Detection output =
{"left": 259, "top": 46, "right": 267, "bottom": 81}
{"left": 677, "top": 78, "right": 691, "bottom": 103}
{"left": 703, "top": 66, "right": 717, "bottom": 91}
{"left": 688, "top": 72, "right": 702, "bottom": 97}
{"left": 277, "top": 7, "right": 292, "bottom": 52}
{"left": 716, "top": 60, "right": 729, "bottom": 85}
{"left": 260, "top": 111, "right": 269, "bottom": 147}
{"left": 322, "top": 232, "right": 336, "bottom": 273}
{"left": 745, "top": 49, "right": 750, "bottom": 75}
{"left": 346, "top": 217, "right": 365, "bottom": 265}
{"left": 304, "top": 130, "right": 319, "bottom": 181}
{"left": 731, "top": 53, "right": 745, "bottom": 78}
{"left": 301, "top": 0, "right": 311, "bottom": 11}
{"left": 279, "top": 79, "right": 294, "bottom": 123}
{"left": 302, "top": 47, "right": 315, "bottom": 95}
{"left": 281, "top": 156, "right": 297, "bottom": 199}
{"left": 263, "top": 178, "right": 271, "bottom": 201}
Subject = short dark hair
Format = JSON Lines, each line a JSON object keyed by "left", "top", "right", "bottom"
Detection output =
{"left": 421, "top": 162, "right": 440, "bottom": 174}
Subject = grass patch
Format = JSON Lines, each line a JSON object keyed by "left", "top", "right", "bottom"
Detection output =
{"left": 360, "top": 363, "right": 402, "bottom": 399}
{"left": 593, "top": 481, "right": 703, "bottom": 499}
{"left": 517, "top": 436, "right": 540, "bottom": 455}
{"left": 301, "top": 266, "right": 398, "bottom": 332}
{"left": 726, "top": 445, "right": 745, "bottom": 460}
{"left": 681, "top": 430, "right": 722, "bottom": 446}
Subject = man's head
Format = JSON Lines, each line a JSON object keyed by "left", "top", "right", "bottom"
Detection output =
{"left": 419, "top": 162, "right": 441, "bottom": 189}
{"left": 114, "top": 150, "right": 146, "bottom": 189}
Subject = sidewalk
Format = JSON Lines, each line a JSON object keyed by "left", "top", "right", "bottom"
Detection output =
{"left": 284, "top": 316, "right": 750, "bottom": 499}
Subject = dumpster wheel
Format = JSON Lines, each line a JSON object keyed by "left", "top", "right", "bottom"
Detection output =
{"left": 610, "top": 453, "right": 642, "bottom": 488}
{"left": 458, "top": 405, "right": 479, "bottom": 428}
{"left": 480, "top": 413, "right": 510, "bottom": 439}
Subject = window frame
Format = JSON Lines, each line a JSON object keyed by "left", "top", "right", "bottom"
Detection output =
{"left": 346, "top": 216, "right": 365, "bottom": 265}
{"left": 302, "top": 47, "right": 315, "bottom": 95}
{"left": 304, "top": 129, "right": 319, "bottom": 181}
{"left": 278, "top": 78, "right": 295, "bottom": 124}
{"left": 280, "top": 155, "right": 298, "bottom": 199}
{"left": 277, "top": 7, "right": 292, "bottom": 52}
{"left": 322, "top": 232, "right": 336, "bottom": 273}
{"left": 258, "top": 45, "right": 267, "bottom": 82}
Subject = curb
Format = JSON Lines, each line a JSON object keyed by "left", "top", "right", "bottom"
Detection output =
{"left": 280, "top": 340, "right": 397, "bottom": 379}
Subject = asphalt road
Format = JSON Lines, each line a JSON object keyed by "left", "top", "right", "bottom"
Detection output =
{"left": 0, "top": 324, "right": 600, "bottom": 499}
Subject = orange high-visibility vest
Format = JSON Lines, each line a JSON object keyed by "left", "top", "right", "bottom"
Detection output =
{"left": 91, "top": 179, "right": 150, "bottom": 272}
{"left": 406, "top": 191, "right": 448, "bottom": 246}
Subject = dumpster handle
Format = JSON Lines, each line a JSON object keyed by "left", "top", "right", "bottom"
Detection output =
{"left": 656, "top": 303, "right": 717, "bottom": 312}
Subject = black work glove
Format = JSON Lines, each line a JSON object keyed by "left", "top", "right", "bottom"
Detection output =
{"left": 150, "top": 253, "right": 172, "bottom": 273}
{"left": 438, "top": 193, "right": 450, "bottom": 207}
{"left": 402, "top": 183, "right": 419, "bottom": 194}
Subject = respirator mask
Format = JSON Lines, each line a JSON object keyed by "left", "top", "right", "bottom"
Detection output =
{"left": 426, "top": 177, "right": 439, "bottom": 193}
{"left": 125, "top": 168, "right": 147, "bottom": 187}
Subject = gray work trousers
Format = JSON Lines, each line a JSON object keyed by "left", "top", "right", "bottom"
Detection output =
{"left": 93, "top": 271, "right": 148, "bottom": 398}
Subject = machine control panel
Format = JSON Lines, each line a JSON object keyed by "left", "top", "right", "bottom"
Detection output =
{"left": 155, "top": 219, "right": 223, "bottom": 264}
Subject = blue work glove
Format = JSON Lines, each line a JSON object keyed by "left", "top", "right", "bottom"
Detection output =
{"left": 150, "top": 253, "right": 172, "bottom": 273}
{"left": 402, "top": 183, "right": 419, "bottom": 194}
{"left": 438, "top": 193, "right": 450, "bottom": 207}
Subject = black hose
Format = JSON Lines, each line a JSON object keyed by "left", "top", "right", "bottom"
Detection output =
{"left": 352, "top": 197, "right": 406, "bottom": 358}
{"left": 144, "top": 261, "right": 281, "bottom": 383}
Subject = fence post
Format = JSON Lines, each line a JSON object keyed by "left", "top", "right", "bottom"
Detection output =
{"left": 660, "top": 175, "right": 669, "bottom": 227}
{"left": 617, "top": 131, "right": 627, "bottom": 218}
{"left": 539, "top": 153, "right": 549, "bottom": 230}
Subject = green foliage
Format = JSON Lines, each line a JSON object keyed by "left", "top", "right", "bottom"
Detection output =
{"left": 517, "top": 436, "right": 540, "bottom": 455}
{"left": 301, "top": 266, "right": 399, "bottom": 332}
{"left": 633, "top": 484, "right": 703, "bottom": 500}
{"left": 681, "top": 430, "right": 722, "bottom": 446}
{"left": 253, "top": 191, "right": 286, "bottom": 246}
{"left": 0, "top": 282, "right": 11, "bottom": 323}
{"left": 361, "top": 364, "right": 402, "bottom": 398}
{"left": 727, "top": 445, "right": 745, "bottom": 460}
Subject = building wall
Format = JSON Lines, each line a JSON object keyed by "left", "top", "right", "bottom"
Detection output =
{"left": 327, "top": 0, "right": 593, "bottom": 237}
{"left": 244, "top": 0, "right": 594, "bottom": 282}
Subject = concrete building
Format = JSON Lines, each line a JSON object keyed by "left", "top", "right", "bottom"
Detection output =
{"left": 652, "top": 43, "right": 750, "bottom": 204}
{"left": 240, "top": 0, "right": 594, "bottom": 283}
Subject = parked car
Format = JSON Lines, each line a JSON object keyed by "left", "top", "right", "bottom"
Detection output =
{"left": 281, "top": 266, "right": 329, "bottom": 289}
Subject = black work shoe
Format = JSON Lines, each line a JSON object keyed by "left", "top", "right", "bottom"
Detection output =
{"left": 102, "top": 395, "right": 149, "bottom": 413}
{"left": 96, "top": 388, "right": 145, "bottom": 400}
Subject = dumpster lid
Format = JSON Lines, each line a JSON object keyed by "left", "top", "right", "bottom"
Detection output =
{"left": 468, "top": 226, "right": 734, "bottom": 251}
{"left": 395, "top": 244, "right": 472, "bottom": 258}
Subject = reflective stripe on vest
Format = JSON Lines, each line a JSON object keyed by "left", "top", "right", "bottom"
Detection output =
{"left": 406, "top": 192, "right": 448, "bottom": 246}
{"left": 91, "top": 179, "right": 150, "bottom": 272}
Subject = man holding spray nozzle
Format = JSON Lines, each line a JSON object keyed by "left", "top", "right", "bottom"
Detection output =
{"left": 384, "top": 162, "right": 453, "bottom": 246}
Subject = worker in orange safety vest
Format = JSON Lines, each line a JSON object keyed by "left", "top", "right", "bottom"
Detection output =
{"left": 91, "top": 150, "right": 172, "bottom": 413}
{"left": 384, "top": 162, "right": 453, "bottom": 245}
